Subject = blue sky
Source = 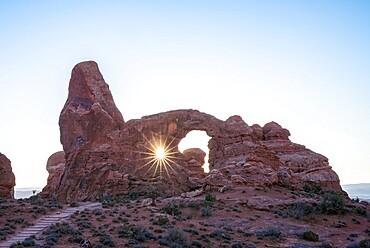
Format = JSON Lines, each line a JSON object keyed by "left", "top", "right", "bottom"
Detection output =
{"left": 0, "top": 1, "right": 369, "bottom": 188}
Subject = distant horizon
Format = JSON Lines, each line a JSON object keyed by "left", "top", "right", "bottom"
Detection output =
{"left": 14, "top": 182, "right": 370, "bottom": 190}
{"left": 14, "top": 183, "right": 370, "bottom": 203}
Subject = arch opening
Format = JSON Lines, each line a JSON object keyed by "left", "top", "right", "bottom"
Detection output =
{"left": 178, "top": 130, "right": 211, "bottom": 173}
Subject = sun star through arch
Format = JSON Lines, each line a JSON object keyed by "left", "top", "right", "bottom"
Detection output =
{"left": 137, "top": 135, "right": 180, "bottom": 178}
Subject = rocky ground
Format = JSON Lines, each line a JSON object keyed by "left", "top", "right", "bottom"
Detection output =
{"left": 1, "top": 185, "right": 370, "bottom": 248}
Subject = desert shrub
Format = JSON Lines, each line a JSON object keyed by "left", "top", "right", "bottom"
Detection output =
{"left": 190, "top": 240, "right": 203, "bottom": 247}
{"left": 35, "top": 207, "right": 46, "bottom": 214}
{"left": 355, "top": 207, "right": 367, "bottom": 217}
{"left": 334, "top": 220, "right": 347, "bottom": 228}
{"left": 46, "top": 201, "right": 63, "bottom": 209}
{"left": 45, "top": 232, "right": 60, "bottom": 245}
{"left": 255, "top": 228, "right": 281, "bottom": 239}
{"left": 0, "top": 224, "right": 16, "bottom": 240}
{"left": 100, "top": 234, "right": 115, "bottom": 247}
{"left": 43, "top": 222, "right": 81, "bottom": 245}
{"left": 10, "top": 239, "right": 36, "bottom": 248}
{"left": 92, "top": 245, "right": 104, "bottom": 248}
{"left": 303, "top": 184, "right": 322, "bottom": 194}
{"left": 188, "top": 201, "right": 203, "bottom": 209}
{"left": 201, "top": 207, "right": 213, "bottom": 217}
{"left": 117, "top": 224, "right": 156, "bottom": 241}
{"left": 209, "top": 229, "right": 231, "bottom": 240}
{"left": 157, "top": 215, "right": 169, "bottom": 226}
{"left": 77, "top": 220, "right": 92, "bottom": 229}
{"left": 205, "top": 193, "right": 216, "bottom": 202}
{"left": 158, "top": 228, "right": 189, "bottom": 247}
{"left": 183, "top": 228, "right": 199, "bottom": 235}
{"left": 128, "top": 191, "right": 140, "bottom": 200}
{"left": 29, "top": 195, "right": 44, "bottom": 206}
{"left": 145, "top": 185, "right": 163, "bottom": 205}
{"left": 302, "top": 230, "right": 319, "bottom": 242}
{"left": 288, "top": 201, "right": 317, "bottom": 220}
{"left": 359, "top": 239, "right": 370, "bottom": 248}
{"left": 161, "top": 203, "right": 182, "bottom": 216}
{"left": 93, "top": 209, "right": 103, "bottom": 216}
{"left": 320, "top": 191, "right": 345, "bottom": 214}
{"left": 69, "top": 202, "right": 80, "bottom": 207}
{"left": 109, "top": 195, "right": 129, "bottom": 204}
{"left": 12, "top": 217, "right": 26, "bottom": 224}
{"left": 283, "top": 183, "right": 295, "bottom": 191}
{"left": 21, "top": 238, "right": 36, "bottom": 247}
{"left": 68, "top": 234, "right": 85, "bottom": 244}
{"left": 232, "top": 242, "right": 246, "bottom": 248}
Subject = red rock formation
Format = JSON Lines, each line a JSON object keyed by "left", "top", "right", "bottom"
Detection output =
{"left": 59, "top": 61, "right": 124, "bottom": 155}
{"left": 182, "top": 148, "right": 207, "bottom": 187}
{"left": 42, "top": 61, "right": 344, "bottom": 201}
{"left": 40, "top": 151, "right": 65, "bottom": 198}
{"left": 0, "top": 153, "right": 16, "bottom": 199}
{"left": 182, "top": 148, "right": 206, "bottom": 171}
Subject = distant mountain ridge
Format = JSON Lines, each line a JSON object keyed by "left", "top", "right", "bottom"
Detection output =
{"left": 342, "top": 183, "right": 370, "bottom": 202}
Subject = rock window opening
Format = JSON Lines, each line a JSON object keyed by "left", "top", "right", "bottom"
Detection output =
{"left": 178, "top": 130, "right": 210, "bottom": 173}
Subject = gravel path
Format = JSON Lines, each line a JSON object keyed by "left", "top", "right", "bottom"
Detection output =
{"left": 0, "top": 202, "right": 101, "bottom": 247}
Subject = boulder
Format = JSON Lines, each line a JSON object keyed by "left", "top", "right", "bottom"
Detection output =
{"left": 262, "top": 121, "right": 290, "bottom": 141}
{"left": 182, "top": 148, "right": 206, "bottom": 170}
{"left": 0, "top": 153, "right": 16, "bottom": 199}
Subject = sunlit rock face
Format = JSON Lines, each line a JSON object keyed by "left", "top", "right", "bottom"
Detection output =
{"left": 0, "top": 153, "right": 16, "bottom": 199}
{"left": 42, "top": 61, "right": 343, "bottom": 201}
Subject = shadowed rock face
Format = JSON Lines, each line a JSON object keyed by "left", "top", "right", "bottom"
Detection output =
{"left": 40, "top": 151, "right": 65, "bottom": 197}
{"left": 0, "top": 153, "right": 15, "bottom": 199}
{"left": 42, "top": 61, "right": 343, "bottom": 201}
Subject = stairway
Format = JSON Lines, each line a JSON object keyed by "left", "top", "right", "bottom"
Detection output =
{"left": 0, "top": 202, "right": 101, "bottom": 247}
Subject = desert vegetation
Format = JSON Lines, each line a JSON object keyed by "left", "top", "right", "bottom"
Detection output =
{"left": 1, "top": 184, "right": 369, "bottom": 247}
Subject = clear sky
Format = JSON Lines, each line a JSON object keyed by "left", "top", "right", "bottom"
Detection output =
{"left": 0, "top": 1, "right": 369, "bottom": 188}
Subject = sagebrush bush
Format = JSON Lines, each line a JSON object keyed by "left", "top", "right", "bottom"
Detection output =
{"left": 209, "top": 229, "right": 232, "bottom": 240}
{"left": 157, "top": 215, "right": 169, "bottom": 226}
{"left": 161, "top": 203, "right": 182, "bottom": 216}
{"left": 255, "top": 228, "right": 281, "bottom": 239}
{"left": 302, "top": 230, "right": 319, "bottom": 242}
{"left": 288, "top": 201, "right": 317, "bottom": 220}
{"left": 359, "top": 239, "right": 370, "bottom": 248}
{"left": 320, "top": 191, "right": 345, "bottom": 214}
{"left": 201, "top": 207, "right": 213, "bottom": 217}
{"left": 205, "top": 193, "right": 216, "bottom": 202}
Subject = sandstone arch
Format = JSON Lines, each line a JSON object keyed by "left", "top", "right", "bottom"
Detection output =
{"left": 41, "top": 61, "right": 343, "bottom": 202}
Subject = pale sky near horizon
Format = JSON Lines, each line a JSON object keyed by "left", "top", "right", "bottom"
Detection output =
{"left": 0, "top": 1, "right": 369, "bottom": 188}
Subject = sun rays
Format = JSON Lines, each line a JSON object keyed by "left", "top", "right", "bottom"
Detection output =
{"left": 137, "top": 135, "right": 180, "bottom": 178}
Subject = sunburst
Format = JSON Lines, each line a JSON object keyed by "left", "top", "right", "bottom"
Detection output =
{"left": 137, "top": 134, "right": 180, "bottom": 178}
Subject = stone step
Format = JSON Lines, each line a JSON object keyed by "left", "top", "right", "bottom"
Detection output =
{"left": 0, "top": 202, "right": 102, "bottom": 247}
{"left": 40, "top": 216, "right": 60, "bottom": 219}
{"left": 13, "top": 235, "right": 32, "bottom": 239}
{"left": 48, "top": 214, "right": 67, "bottom": 217}
{"left": 24, "top": 228, "right": 44, "bottom": 231}
{"left": 19, "top": 232, "right": 39, "bottom": 235}
{"left": 38, "top": 221, "right": 57, "bottom": 224}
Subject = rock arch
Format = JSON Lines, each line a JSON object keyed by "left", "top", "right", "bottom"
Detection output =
{"left": 41, "top": 61, "right": 343, "bottom": 202}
